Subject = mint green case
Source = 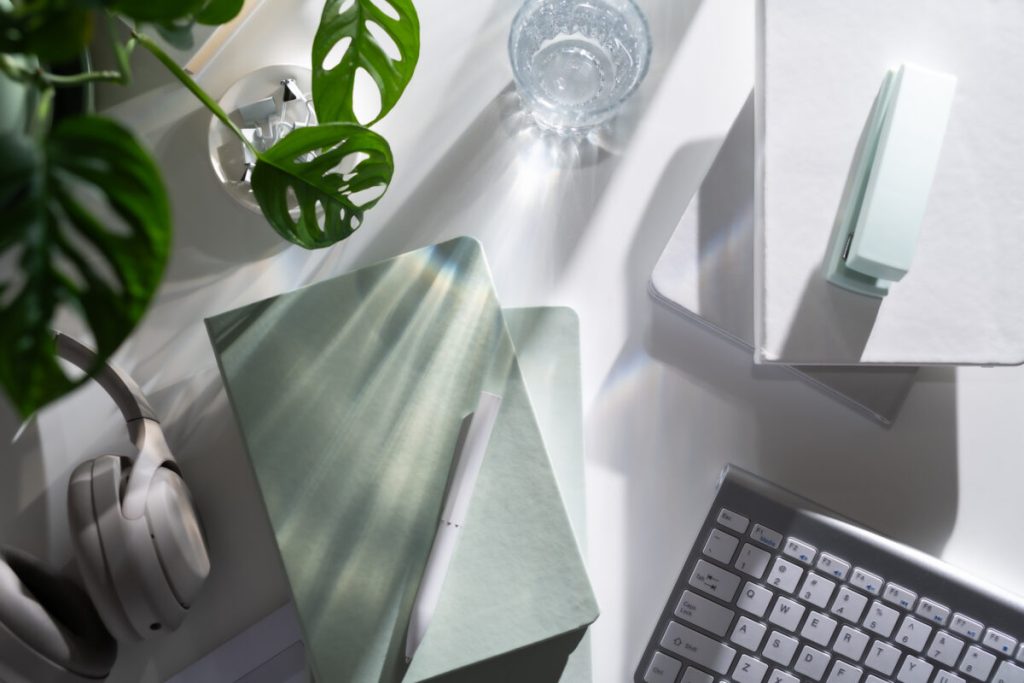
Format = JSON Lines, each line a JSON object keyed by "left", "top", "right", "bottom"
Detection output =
{"left": 206, "top": 238, "right": 598, "bottom": 683}
{"left": 826, "top": 64, "right": 957, "bottom": 298}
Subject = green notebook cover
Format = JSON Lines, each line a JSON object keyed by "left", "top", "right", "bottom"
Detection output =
{"left": 505, "top": 308, "right": 591, "bottom": 683}
{"left": 206, "top": 238, "right": 598, "bottom": 682}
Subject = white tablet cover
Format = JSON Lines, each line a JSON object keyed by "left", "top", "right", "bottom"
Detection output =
{"left": 755, "top": 0, "right": 1024, "bottom": 365}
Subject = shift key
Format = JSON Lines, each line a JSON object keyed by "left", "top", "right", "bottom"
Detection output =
{"left": 689, "top": 559, "right": 741, "bottom": 602}
{"left": 660, "top": 621, "right": 737, "bottom": 675}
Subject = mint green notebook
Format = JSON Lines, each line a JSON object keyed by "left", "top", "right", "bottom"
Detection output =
{"left": 505, "top": 308, "right": 591, "bottom": 683}
{"left": 206, "top": 238, "right": 598, "bottom": 682}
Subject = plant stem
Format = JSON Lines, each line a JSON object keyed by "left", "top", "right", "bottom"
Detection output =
{"left": 106, "top": 11, "right": 135, "bottom": 86}
{"left": 0, "top": 54, "right": 34, "bottom": 82}
{"left": 0, "top": 53, "right": 126, "bottom": 88}
{"left": 32, "top": 87, "right": 53, "bottom": 141}
{"left": 132, "top": 30, "right": 256, "bottom": 154}
{"left": 39, "top": 69, "right": 127, "bottom": 86}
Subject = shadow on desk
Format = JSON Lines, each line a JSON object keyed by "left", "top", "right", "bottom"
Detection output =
{"left": 588, "top": 144, "right": 958, "bottom": 679}
{"left": 0, "top": 401, "right": 51, "bottom": 560}
{"left": 352, "top": 83, "right": 624, "bottom": 278}
{"left": 155, "top": 106, "right": 291, "bottom": 284}
{"left": 350, "top": 0, "right": 708, "bottom": 288}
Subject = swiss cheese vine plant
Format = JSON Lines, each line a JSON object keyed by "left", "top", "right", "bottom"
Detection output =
{"left": 0, "top": 0, "right": 419, "bottom": 418}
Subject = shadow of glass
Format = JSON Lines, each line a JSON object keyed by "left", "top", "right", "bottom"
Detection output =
{"left": 350, "top": 84, "right": 626, "bottom": 278}
{"left": 348, "top": 0, "right": 709, "bottom": 285}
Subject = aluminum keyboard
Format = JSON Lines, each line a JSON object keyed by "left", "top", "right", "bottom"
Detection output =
{"left": 636, "top": 467, "right": 1024, "bottom": 683}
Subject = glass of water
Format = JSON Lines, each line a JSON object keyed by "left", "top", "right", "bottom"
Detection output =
{"left": 508, "top": 0, "right": 652, "bottom": 132}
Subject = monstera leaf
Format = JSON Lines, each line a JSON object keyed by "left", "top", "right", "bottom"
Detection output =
{"left": 312, "top": 0, "right": 419, "bottom": 125}
{"left": 0, "top": 117, "right": 171, "bottom": 417}
{"left": 136, "top": 31, "right": 396, "bottom": 251}
{"left": 251, "top": 123, "right": 393, "bottom": 249}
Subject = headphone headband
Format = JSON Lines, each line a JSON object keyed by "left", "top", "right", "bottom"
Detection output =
{"left": 54, "top": 333, "right": 159, "bottom": 426}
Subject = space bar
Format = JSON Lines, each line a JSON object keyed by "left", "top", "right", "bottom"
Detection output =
{"left": 659, "top": 622, "right": 737, "bottom": 675}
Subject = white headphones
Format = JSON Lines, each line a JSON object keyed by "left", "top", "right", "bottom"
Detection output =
{"left": 0, "top": 334, "right": 211, "bottom": 682}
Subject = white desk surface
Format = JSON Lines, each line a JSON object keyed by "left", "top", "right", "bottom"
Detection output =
{"left": 2, "top": 1, "right": 1023, "bottom": 681}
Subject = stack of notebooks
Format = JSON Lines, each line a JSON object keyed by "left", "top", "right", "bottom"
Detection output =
{"left": 196, "top": 238, "right": 597, "bottom": 682}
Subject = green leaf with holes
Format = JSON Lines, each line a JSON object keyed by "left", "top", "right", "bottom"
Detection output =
{"left": 311, "top": 0, "right": 419, "bottom": 125}
{"left": 0, "top": 117, "right": 171, "bottom": 417}
{"left": 250, "top": 122, "right": 393, "bottom": 249}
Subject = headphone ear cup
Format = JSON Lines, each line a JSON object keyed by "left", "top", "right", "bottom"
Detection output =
{"left": 145, "top": 467, "right": 210, "bottom": 607}
{"left": 0, "top": 548, "right": 116, "bottom": 683}
{"left": 67, "top": 457, "right": 138, "bottom": 642}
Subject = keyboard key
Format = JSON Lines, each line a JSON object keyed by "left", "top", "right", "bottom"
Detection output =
{"left": 863, "top": 600, "right": 900, "bottom": 638}
{"left": 897, "top": 656, "right": 934, "bottom": 683}
{"left": 851, "top": 568, "right": 884, "bottom": 596}
{"left": 827, "top": 661, "right": 864, "bottom": 683}
{"left": 734, "top": 654, "right": 770, "bottom": 683}
{"left": 959, "top": 646, "right": 997, "bottom": 681}
{"left": 675, "top": 590, "right": 734, "bottom": 637}
{"left": 1017, "top": 643, "right": 1024, "bottom": 663}
{"left": 736, "top": 544, "right": 773, "bottom": 579}
{"left": 866, "top": 676, "right": 889, "bottom": 683}
{"left": 799, "top": 572, "right": 837, "bottom": 609}
{"left": 732, "top": 616, "right": 768, "bottom": 652}
{"left": 763, "top": 631, "right": 800, "bottom": 667}
{"left": 801, "top": 612, "right": 839, "bottom": 647}
{"left": 718, "top": 508, "right": 749, "bottom": 534}
{"left": 894, "top": 616, "right": 932, "bottom": 652}
{"left": 865, "top": 641, "right": 901, "bottom": 676}
{"left": 738, "top": 582, "right": 774, "bottom": 617}
{"left": 795, "top": 645, "right": 832, "bottom": 681}
{"left": 769, "top": 596, "right": 806, "bottom": 632}
{"left": 936, "top": 670, "right": 967, "bottom": 683}
{"left": 660, "top": 622, "right": 737, "bottom": 675}
{"left": 950, "top": 614, "right": 984, "bottom": 641}
{"left": 769, "top": 668, "right": 800, "bottom": 683}
{"left": 917, "top": 598, "right": 951, "bottom": 627}
{"left": 834, "top": 626, "right": 871, "bottom": 661}
{"left": 751, "top": 523, "right": 784, "bottom": 550}
{"left": 644, "top": 652, "right": 683, "bottom": 683}
{"left": 832, "top": 587, "right": 869, "bottom": 623}
{"left": 883, "top": 583, "right": 917, "bottom": 610}
{"left": 766, "top": 557, "right": 804, "bottom": 594}
{"left": 817, "top": 553, "right": 852, "bottom": 581}
{"left": 927, "top": 631, "right": 966, "bottom": 668}
{"left": 995, "top": 662, "right": 1024, "bottom": 683}
{"left": 983, "top": 628, "right": 1018, "bottom": 656}
{"left": 784, "top": 537, "right": 817, "bottom": 565}
{"left": 689, "top": 559, "right": 741, "bottom": 602}
{"left": 703, "top": 528, "right": 740, "bottom": 564}
{"left": 681, "top": 667, "right": 713, "bottom": 683}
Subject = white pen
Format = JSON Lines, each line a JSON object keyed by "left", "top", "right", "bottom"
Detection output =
{"left": 404, "top": 391, "right": 503, "bottom": 663}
